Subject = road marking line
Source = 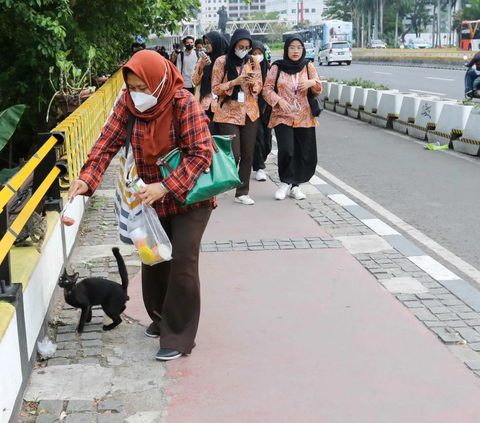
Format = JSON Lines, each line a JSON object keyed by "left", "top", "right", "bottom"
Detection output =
{"left": 314, "top": 163, "right": 480, "bottom": 284}
{"left": 374, "top": 71, "right": 392, "bottom": 75}
{"left": 361, "top": 218, "right": 399, "bottom": 236}
{"left": 426, "top": 77, "right": 455, "bottom": 81}
{"left": 408, "top": 256, "right": 461, "bottom": 281}
{"left": 328, "top": 193, "right": 357, "bottom": 206}
{"left": 409, "top": 89, "right": 446, "bottom": 96}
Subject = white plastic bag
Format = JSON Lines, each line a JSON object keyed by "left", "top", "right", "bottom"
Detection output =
{"left": 127, "top": 202, "right": 172, "bottom": 265}
{"left": 37, "top": 336, "right": 57, "bottom": 360}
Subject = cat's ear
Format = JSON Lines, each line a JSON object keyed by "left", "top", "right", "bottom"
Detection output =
{"left": 72, "top": 272, "right": 80, "bottom": 283}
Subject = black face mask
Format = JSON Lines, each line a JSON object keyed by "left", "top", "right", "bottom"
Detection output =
{"left": 185, "top": 45, "right": 194, "bottom": 51}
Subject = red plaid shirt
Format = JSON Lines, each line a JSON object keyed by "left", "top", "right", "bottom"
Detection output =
{"left": 79, "top": 90, "right": 215, "bottom": 217}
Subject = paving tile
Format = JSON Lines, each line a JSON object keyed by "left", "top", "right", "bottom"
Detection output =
{"left": 38, "top": 400, "right": 63, "bottom": 417}
{"left": 98, "top": 401, "right": 124, "bottom": 412}
{"left": 410, "top": 309, "right": 438, "bottom": 321}
{"left": 440, "top": 279, "right": 480, "bottom": 312}
{"left": 383, "top": 234, "right": 425, "bottom": 257}
{"left": 444, "top": 320, "right": 468, "bottom": 328}
{"left": 57, "top": 333, "right": 77, "bottom": 342}
{"left": 97, "top": 414, "right": 124, "bottom": 423}
{"left": 67, "top": 400, "right": 94, "bottom": 413}
{"left": 382, "top": 277, "right": 428, "bottom": 294}
{"left": 65, "top": 413, "right": 93, "bottom": 423}
{"left": 54, "top": 349, "right": 77, "bottom": 358}
{"left": 343, "top": 205, "right": 376, "bottom": 220}
{"left": 81, "top": 333, "right": 102, "bottom": 341}
{"left": 81, "top": 340, "right": 102, "bottom": 348}
{"left": 431, "top": 328, "right": 462, "bottom": 343}
{"left": 458, "top": 312, "right": 480, "bottom": 320}
{"left": 48, "top": 358, "right": 70, "bottom": 366}
{"left": 436, "top": 313, "right": 461, "bottom": 321}
{"left": 421, "top": 300, "right": 443, "bottom": 308}
{"left": 402, "top": 301, "right": 424, "bottom": 308}
{"left": 78, "top": 358, "right": 100, "bottom": 365}
{"left": 457, "top": 328, "right": 480, "bottom": 344}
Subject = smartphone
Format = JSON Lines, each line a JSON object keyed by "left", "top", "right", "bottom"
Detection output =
{"left": 198, "top": 51, "right": 207, "bottom": 58}
{"left": 247, "top": 71, "right": 255, "bottom": 77}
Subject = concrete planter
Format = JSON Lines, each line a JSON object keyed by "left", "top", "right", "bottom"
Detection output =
{"left": 453, "top": 107, "right": 480, "bottom": 156}
{"left": 392, "top": 94, "right": 422, "bottom": 134}
{"left": 373, "top": 92, "right": 409, "bottom": 129}
{"left": 427, "top": 103, "right": 473, "bottom": 146}
{"left": 319, "top": 81, "right": 331, "bottom": 102}
{"left": 348, "top": 88, "right": 372, "bottom": 119}
{"left": 360, "top": 89, "right": 384, "bottom": 123}
{"left": 325, "top": 83, "right": 344, "bottom": 111}
{"left": 409, "top": 98, "right": 456, "bottom": 141}
{"left": 336, "top": 86, "right": 358, "bottom": 116}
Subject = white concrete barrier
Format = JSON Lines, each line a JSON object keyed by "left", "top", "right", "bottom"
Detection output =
{"left": 325, "top": 83, "right": 344, "bottom": 111}
{"left": 373, "top": 92, "right": 411, "bottom": 129}
{"left": 336, "top": 86, "right": 358, "bottom": 116}
{"left": 427, "top": 103, "right": 473, "bottom": 145}
{"left": 392, "top": 94, "right": 422, "bottom": 134}
{"left": 320, "top": 81, "right": 331, "bottom": 102}
{"left": 348, "top": 88, "right": 372, "bottom": 119}
{"left": 360, "top": 89, "right": 384, "bottom": 123}
{"left": 408, "top": 98, "right": 456, "bottom": 141}
{"left": 453, "top": 107, "right": 480, "bottom": 156}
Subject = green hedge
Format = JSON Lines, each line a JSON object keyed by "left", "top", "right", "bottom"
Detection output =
{"left": 267, "top": 42, "right": 284, "bottom": 50}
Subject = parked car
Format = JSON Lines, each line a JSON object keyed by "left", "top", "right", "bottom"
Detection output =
{"left": 304, "top": 42, "right": 315, "bottom": 61}
{"left": 367, "top": 39, "right": 386, "bottom": 49}
{"left": 318, "top": 41, "right": 352, "bottom": 66}
{"left": 407, "top": 38, "right": 432, "bottom": 49}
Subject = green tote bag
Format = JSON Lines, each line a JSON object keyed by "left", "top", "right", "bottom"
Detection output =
{"left": 157, "top": 108, "right": 240, "bottom": 206}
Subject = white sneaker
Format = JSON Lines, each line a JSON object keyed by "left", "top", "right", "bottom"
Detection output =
{"left": 291, "top": 186, "right": 306, "bottom": 200}
{"left": 255, "top": 169, "right": 267, "bottom": 181}
{"left": 275, "top": 183, "right": 290, "bottom": 200}
{"left": 235, "top": 195, "right": 255, "bottom": 205}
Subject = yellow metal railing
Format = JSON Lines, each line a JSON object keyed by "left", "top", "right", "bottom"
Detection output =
{"left": 55, "top": 70, "right": 124, "bottom": 185}
{"left": 0, "top": 69, "right": 124, "bottom": 272}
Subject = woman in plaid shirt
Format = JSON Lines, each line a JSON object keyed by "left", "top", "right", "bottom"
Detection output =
{"left": 68, "top": 50, "right": 214, "bottom": 361}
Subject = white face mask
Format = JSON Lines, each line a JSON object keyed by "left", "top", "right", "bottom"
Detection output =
{"left": 255, "top": 54, "right": 264, "bottom": 64}
{"left": 235, "top": 49, "right": 249, "bottom": 59}
{"left": 130, "top": 63, "right": 167, "bottom": 113}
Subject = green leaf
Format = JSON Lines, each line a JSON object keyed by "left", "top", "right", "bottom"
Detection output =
{"left": 0, "top": 167, "right": 21, "bottom": 185}
{"left": 0, "top": 105, "right": 26, "bottom": 152}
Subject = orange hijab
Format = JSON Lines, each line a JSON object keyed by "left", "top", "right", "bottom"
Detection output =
{"left": 123, "top": 50, "right": 184, "bottom": 164}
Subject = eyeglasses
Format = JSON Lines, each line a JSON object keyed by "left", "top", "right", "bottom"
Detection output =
{"left": 205, "top": 41, "right": 211, "bottom": 46}
{"left": 288, "top": 46, "right": 304, "bottom": 51}
{"left": 236, "top": 47, "right": 251, "bottom": 52}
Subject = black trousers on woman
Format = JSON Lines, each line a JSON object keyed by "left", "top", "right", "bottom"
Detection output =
{"left": 252, "top": 120, "right": 272, "bottom": 171}
{"left": 141, "top": 204, "right": 212, "bottom": 354}
{"left": 274, "top": 124, "right": 317, "bottom": 186}
{"left": 205, "top": 107, "right": 220, "bottom": 136}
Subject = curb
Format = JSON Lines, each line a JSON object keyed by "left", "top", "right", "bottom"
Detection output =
{"left": 270, "top": 142, "right": 480, "bottom": 314}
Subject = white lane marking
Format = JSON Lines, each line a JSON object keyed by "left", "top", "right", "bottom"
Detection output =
{"left": 409, "top": 89, "right": 446, "bottom": 96}
{"left": 310, "top": 175, "right": 327, "bottom": 185}
{"left": 328, "top": 193, "right": 357, "bottom": 206}
{"left": 374, "top": 71, "right": 392, "bottom": 75}
{"left": 426, "top": 77, "right": 455, "bottom": 81}
{"left": 409, "top": 256, "right": 461, "bottom": 281}
{"left": 361, "top": 218, "right": 399, "bottom": 236}
{"left": 335, "top": 68, "right": 351, "bottom": 71}
{"left": 314, "top": 160, "right": 480, "bottom": 284}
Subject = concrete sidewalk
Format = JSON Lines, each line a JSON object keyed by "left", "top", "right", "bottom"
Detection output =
{"left": 20, "top": 153, "right": 480, "bottom": 423}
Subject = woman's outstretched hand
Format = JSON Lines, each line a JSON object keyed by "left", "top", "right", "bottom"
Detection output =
{"left": 68, "top": 180, "right": 88, "bottom": 201}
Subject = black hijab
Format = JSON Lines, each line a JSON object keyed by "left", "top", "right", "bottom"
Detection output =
{"left": 252, "top": 40, "right": 270, "bottom": 83}
{"left": 273, "top": 34, "right": 309, "bottom": 75}
{"left": 224, "top": 28, "right": 252, "bottom": 103}
{"left": 201, "top": 31, "right": 229, "bottom": 98}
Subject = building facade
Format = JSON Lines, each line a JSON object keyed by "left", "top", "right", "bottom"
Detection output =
{"left": 265, "top": 0, "right": 325, "bottom": 24}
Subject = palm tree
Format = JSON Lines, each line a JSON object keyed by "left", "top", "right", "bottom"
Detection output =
{"left": 393, "top": 0, "right": 412, "bottom": 47}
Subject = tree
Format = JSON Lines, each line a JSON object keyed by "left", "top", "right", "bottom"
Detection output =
{"left": 243, "top": 11, "right": 280, "bottom": 21}
{"left": 0, "top": 0, "right": 200, "bottom": 164}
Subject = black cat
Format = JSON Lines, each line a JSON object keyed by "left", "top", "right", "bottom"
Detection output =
{"left": 58, "top": 247, "right": 129, "bottom": 333}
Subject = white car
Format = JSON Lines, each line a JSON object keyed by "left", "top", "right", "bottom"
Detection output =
{"left": 318, "top": 41, "right": 352, "bottom": 66}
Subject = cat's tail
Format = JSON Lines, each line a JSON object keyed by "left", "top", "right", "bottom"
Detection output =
{"left": 112, "top": 247, "right": 129, "bottom": 299}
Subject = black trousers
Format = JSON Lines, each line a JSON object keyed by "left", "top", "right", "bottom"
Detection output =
{"left": 252, "top": 120, "right": 272, "bottom": 171}
{"left": 205, "top": 107, "right": 220, "bottom": 136}
{"left": 141, "top": 204, "right": 212, "bottom": 354}
{"left": 218, "top": 116, "right": 259, "bottom": 197}
{"left": 184, "top": 87, "right": 195, "bottom": 94}
{"left": 274, "top": 124, "right": 317, "bottom": 186}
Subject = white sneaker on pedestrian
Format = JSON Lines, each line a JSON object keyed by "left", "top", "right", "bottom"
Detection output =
{"left": 291, "top": 186, "right": 306, "bottom": 200}
{"left": 255, "top": 169, "right": 267, "bottom": 181}
{"left": 235, "top": 195, "right": 255, "bottom": 205}
{"left": 275, "top": 183, "right": 290, "bottom": 200}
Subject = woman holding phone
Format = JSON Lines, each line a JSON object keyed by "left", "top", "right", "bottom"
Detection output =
{"left": 211, "top": 29, "right": 262, "bottom": 205}
{"left": 192, "top": 31, "right": 229, "bottom": 134}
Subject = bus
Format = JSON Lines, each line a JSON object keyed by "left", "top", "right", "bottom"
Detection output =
{"left": 282, "top": 29, "right": 312, "bottom": 43}
{"left": 460, "top": 20, "right": 480, "bottom": 51}
{"left": 317, "top": 20, "right": 353, "bottom": 47}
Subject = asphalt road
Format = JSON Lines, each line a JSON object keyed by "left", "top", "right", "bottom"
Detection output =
{"left": 270, "top": 53, "right": 465, "bottom": 100}
{"left": 315, "top": 111, "right": 480, "bottom": 282}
